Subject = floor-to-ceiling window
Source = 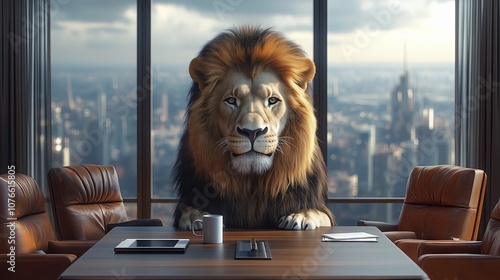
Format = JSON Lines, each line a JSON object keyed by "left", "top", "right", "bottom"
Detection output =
{"left": 327, "top": 0, "right": 455, "bottom": 225}
{"left": 50, "top": 0, "right": 138, "bottom": 218}
{"left": 50, "top": 0, "right": 454, "bottom": 226}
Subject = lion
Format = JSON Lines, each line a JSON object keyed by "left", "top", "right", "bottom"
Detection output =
{"left": 172, "top": 25, "right": 334, "bottom": 230}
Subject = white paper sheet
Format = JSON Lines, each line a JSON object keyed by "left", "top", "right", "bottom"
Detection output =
{"left": 321, "top": 232, "right": 379, "bottom": 242}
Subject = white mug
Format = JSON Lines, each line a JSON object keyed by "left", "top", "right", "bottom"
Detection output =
{"left": 191, "top": 214, "right": 223, "bottom": 244}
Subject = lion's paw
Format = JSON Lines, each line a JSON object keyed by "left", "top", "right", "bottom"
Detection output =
{"left": 278, "top": 209, "right": 331, "bottom": 230}
{"left": 178, "top": 207, "right": 209, "bottom": 230}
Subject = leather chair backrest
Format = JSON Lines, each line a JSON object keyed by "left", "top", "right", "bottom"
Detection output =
{"left": 0, "top": 174, "right": 56, "bottom": 254}
{"left": 48, "top": 165, "right": 128, "bottom": 240}
{"left": 398, "top": 165, "right": 487, "bottom": 240}
{"left": 481, "top": 198, "right": 500, "bottom": 255}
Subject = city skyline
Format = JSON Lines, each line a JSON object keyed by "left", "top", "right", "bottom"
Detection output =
{"left": 50, "top": 63, "right": 455, "bottom": 226}
{"left": 48, "top": 0, "right": 455, "bottom": 226}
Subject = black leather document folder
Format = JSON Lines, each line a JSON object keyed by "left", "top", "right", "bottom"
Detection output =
{"left": 235, "top": 240, "right": 272, "bottom": 260}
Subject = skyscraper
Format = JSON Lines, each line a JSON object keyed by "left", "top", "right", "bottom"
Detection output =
{"left": 390, "top": 70, "right": 415, "bottom": 144}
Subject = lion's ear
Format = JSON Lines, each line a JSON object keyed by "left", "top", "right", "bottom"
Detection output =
{"left": 189, "top": 57, "right": 206, "bottom": 92}
{"left": 297, "top": 58, "right": 316, "bottom": 90}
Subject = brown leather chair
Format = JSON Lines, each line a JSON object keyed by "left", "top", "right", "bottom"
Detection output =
{"left": 414, "top": 196, "right": 500, "bottom": 280}
{"left": 47, "top": 164, "right": 162, "bottom": 241}
{"left": 0, "top": 173, "right": 76, "bottom": 280}
{"left": 358, "top": 165, "right": 487, "bottom": 251}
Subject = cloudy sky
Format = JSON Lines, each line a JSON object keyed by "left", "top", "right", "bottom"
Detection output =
{"left": 50, "top": 0, "right": 454, "bottom": 67}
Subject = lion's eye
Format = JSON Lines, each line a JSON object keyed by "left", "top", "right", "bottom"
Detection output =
{"left": 224, "top": 97, "right": 237, "bottom": 106}
{"left": 268, "top": 97, "right": 280, "bottom": 106}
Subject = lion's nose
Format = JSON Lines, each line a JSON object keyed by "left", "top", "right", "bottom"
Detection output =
{"left": 237, "top": 127, "right": 268, "bottom": 144}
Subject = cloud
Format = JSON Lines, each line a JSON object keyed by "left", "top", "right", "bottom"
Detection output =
{"left": 51, "top": 0, "right": 445, "bottom": 32}
{"left": 51, "top": 0, "right": 135, "bottom": 23}
{"left": 327, "top": 0, "right": 441, "bottom": 33}
{"left": 50, "top": 0, "right": 454, "bottom": 66}
{"left": 327, "top": 0, "right": 455, "bottom": 64}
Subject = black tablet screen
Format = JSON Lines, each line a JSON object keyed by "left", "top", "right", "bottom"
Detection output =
{"left": 134, "top": 240, "right": 179, "bottom": 247}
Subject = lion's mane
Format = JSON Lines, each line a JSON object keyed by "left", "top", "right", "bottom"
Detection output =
{"left": 173, "top": 26, "right": 333, "bottom": 228}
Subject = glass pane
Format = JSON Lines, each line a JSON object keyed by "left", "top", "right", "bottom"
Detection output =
{"left": 151, "top": 0, "right": 314, "bottom": 198}
{"left": 327, "top": 0, "right": 455, "bottom": 203}
{"left": 124, "top": 202, "right": 138, "bottom": 220}
{"left": 329, "top": 202, "right": 403, "bottom": 226}
{"left": 50, "top": 0, "right": 138, "bottom": 198}
{"left": 151, "top": 203, "right": 177, "bottom": 226}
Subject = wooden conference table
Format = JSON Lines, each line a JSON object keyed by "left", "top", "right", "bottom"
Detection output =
{"left": 58, "top": 226, "right": 429, "bottom": 279}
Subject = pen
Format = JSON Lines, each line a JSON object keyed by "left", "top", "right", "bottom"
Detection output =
{"left": 251, "top": 238, "right": 258, "bottom": 251}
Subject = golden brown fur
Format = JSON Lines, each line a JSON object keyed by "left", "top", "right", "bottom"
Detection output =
{"left": 173, "top": 25, "right": 334, "bottom": 229}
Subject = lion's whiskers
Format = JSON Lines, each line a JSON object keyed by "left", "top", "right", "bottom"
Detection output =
{"left": 215, "top": 138, "right": 229, "bottom": 153}
{"left": 277, "top": 136, "right": 295, "bottom": 155}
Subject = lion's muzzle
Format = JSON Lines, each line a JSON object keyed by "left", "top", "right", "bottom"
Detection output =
{"left": 228, "top": 125, "right": 277, "bottom": 174}
{"left": 230, "top": 125, "right": 276, "bottom": 156}
{"left": 237, "top": 127, "right": 268, "bottom": 146}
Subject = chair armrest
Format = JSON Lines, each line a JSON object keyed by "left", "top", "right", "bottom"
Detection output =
{"left": 0, "top": 253, "right": 76, "bottom": 280}
{"left": 418, "top": 254, "right": 500, "bottom": 280}
{"left": 395, "top": 239, "right": 472, "bottom": 262}
{"left": 383, "top": 231, "right": 417, "bottom": 242}
{"left": 395, "top": 239, "right": 428, "bottom": 262}
{"left": 106, "top": 218, "right": 163, "bottom": 233}
{"left": 417, "top": 240, "right": 482, "bottom": 255}
{"left": 48, "top": 240, "right": 97, "bottom": 258}
{"left": 357, "top": 220, "right": 399, "bottom": 231}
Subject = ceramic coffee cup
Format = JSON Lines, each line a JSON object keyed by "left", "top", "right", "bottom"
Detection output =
{"left": 191, "top": 214, "right": 223, "bottom": 244}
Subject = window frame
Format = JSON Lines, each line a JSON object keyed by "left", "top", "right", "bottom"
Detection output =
{"left": 133, "top": 0, "right": 404, "bottom": 219}
{"left": 5, "top": 0, "right": 494, "bottom": 236}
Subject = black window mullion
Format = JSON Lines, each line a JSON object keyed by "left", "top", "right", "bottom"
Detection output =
{"left": 313, "top": 0, "right": 328, "bottom": 164}
{"left": 137, "top": 0, "right": 152, "bottom": 219}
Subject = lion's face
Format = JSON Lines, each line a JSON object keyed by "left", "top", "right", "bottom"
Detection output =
{"left": 215, "top": 71, "right": 288, "bottom": 174}
{"left": 185, "top": 26, "right": 319, "bottom": 191}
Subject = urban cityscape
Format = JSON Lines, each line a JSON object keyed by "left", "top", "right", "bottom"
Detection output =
{"left": 51, "top": 62, "right": 454, "bottom": 226}
{"left": 48, "top": 0, "right": 455, "bottom": 226}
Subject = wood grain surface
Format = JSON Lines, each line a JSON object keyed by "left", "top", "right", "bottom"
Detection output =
{"left": 59, "top": 226, "right": 428, "bottom": 279}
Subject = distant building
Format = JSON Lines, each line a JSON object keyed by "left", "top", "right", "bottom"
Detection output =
{"left": 354, "top": 125, "right": 375, "bottom": 195}
{"left": 371, "top": 145, "right": 392, "bottom": 197}
{"left": 390, "top": 71, "right": 415, "bottom": 144}
{"left": 416, "top": 108, "right": 453, "bottom": 165}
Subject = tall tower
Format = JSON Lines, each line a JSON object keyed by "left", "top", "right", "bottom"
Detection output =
{"left": 390, "top": 43, "right": 415, "bottom": 144}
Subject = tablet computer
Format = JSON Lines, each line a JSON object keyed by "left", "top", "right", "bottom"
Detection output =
{"left": 114, "top": 239, "right": 190, "bottom": 253}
